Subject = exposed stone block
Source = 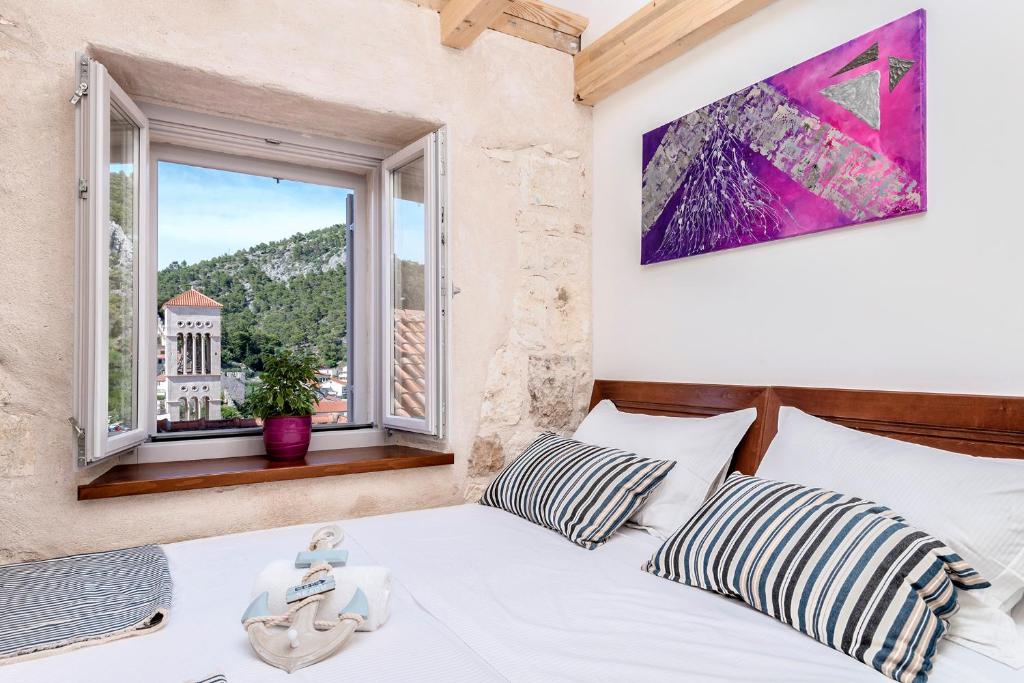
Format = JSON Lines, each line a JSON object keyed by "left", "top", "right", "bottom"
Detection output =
{"left": 468, "top": 434, "right": 505, "bottom": 477}
{"left": 463, "top": 481, "right": 488, "bottom": 503}
{"left": 528, "top": 354, "right": 578, "bottom": 430}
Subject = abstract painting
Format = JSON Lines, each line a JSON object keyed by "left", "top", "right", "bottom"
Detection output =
{"left": 641, "top": 10, "right": 926, "bottom": 265}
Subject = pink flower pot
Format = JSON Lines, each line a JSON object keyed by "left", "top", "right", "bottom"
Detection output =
{"left": 262, "top": 415, "right": 312, "bottom": 461}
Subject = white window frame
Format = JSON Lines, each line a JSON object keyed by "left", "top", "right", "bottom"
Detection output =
{"left": 73, "top": 55, "right": 152, "bottom": 464}
{"left": 74, "top": 57, "right": 450, "bottom": 466}
{"left": 139, "top": 143, "right": 379, "bottom": 463}
{"left": 380, "top": 129, "right": 449, "bottom": 437}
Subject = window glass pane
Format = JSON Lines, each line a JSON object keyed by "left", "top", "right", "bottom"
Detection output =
{"left": 156, "top": 162, "right": 352, "bottom": 434}
{"left": 390, "top": 156, "right": 427, "bottom": 420}
{"left": 107, "top": 103, "right": 138, "bottom": 434}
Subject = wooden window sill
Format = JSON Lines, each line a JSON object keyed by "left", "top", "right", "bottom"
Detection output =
{"left": 78, "top": 445, "right": 454, "bottom": 500}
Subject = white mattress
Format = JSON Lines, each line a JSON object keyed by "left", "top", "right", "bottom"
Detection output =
{"left": 1, "top": 504, "right": 1017, "bottom": 682}
{"left": 0, "top": 517, "right": 501, "bottom": 683}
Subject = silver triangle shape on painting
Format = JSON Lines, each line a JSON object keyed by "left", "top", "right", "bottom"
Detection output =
{"left": 820, "top": 71, "right": 881, "bottom": 129}
{"left": 888, "top": 57, "right": 915, "bottom": 91}
{"left": 831, "top": 42, "right": 879, "bottom": 77}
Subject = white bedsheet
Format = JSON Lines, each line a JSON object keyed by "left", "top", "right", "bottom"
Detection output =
{"left": 1, "top": 504, "right": 1017, "bottom": 682}
{"left": 0, "top": 519, "right": 501, "bottom": 683}
{"left": 346, "top": 504, "right": 1020, "bottom": 683}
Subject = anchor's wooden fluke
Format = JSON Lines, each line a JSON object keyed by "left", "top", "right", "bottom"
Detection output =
{"left": 245, "top": 600, "right": 360, "bottom": 673}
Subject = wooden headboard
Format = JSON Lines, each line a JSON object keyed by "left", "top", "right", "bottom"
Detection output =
{"left": 590, "top": 380, "right": 1024, "bottom": 474}
{"left": 588, "top": 380, "right": 770, "bottom": 474}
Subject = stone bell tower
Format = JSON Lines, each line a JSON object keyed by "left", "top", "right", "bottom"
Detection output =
{"left": 162, "top": 287, "right": 223, "bottom": 422}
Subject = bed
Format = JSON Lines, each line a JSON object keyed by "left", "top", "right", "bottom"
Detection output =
{"left": 3, "top": 381, "right": 1022, "bottom": 682}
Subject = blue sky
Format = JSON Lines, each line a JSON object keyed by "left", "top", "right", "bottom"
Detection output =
{"left": 158, "top": 162, "right": 428, "bottom": 270}
{"left": 158, "top": 162, "right": 351, "bottom": 269}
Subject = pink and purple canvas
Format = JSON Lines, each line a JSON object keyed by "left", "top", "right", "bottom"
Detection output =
{"left": 641, "top": 10, "right": 927, "bottom": 265}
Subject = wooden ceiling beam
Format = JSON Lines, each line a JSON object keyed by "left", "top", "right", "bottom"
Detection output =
{"left": 574, "top": 0, "right": 775, "bottom": 106}
{"left": 413, "top": 0, "right": 587, "bottom": 54}
{"left": 505, "top": 0, "right": 588, "bottom": 36}
{"left": 441, "top": 0, "right": 516, "bottom": 49}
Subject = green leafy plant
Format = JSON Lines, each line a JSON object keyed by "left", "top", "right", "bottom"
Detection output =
{"left": 245, "top": 349, "right": 322, "bottom": 419}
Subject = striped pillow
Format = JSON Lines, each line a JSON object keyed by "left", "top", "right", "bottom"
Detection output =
{"left": 480, "top": 432, "right": 675, "bottom": 549}
{"left": 645, "top": 474, "right": 990, "bottom": 683}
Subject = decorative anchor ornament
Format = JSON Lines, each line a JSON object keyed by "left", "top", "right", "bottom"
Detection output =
{"left": 241, "top": 525, "right": 369, "bottom": 673}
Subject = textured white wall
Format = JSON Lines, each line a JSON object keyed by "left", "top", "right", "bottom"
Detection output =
{"left": 565, "top": 0, "right": 1024, "bottom": 395}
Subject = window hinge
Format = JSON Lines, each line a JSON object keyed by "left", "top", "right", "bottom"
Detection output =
{"left": 69, "top": 417, "right": 87, "bottom": 465}
{"left": 70, "top": 55, "right": 89, "bottom": 105}
{"left": 78, "top": 178, "right": 88, "bottom": 199}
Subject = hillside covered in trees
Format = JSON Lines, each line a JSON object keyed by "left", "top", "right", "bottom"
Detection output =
{"left": 158, "top": 225, "right": 425, "bottom": 372}
{"left": 158, "top": 225, "right": 350, "bottom": 370}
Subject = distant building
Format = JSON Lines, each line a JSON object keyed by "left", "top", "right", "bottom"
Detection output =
{"left": 163, "top": 287, "right": 223, "bottom": 421}
{"left": 312, "top": 397, "right": 348, "bottom": 425}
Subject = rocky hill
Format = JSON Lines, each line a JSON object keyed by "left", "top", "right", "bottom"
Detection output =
{"left": 158, "top": 224, "right": 352, "bottom": 370}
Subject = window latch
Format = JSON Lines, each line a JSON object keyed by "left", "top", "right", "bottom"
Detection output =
{"left": 69, "top": 82, "right": 88, "bottom": 105}
{"left": 69, "top": 417, "right": 86, "bottom": 465}
{"left": 78, "top": 178, "right": 88, "bottom": 199}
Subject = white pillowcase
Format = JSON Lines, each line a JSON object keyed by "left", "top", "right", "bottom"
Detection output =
{"left": 1015, "top": 597, "right": 1024, "bottom": 643}
{"left": 757, "top": 406, "right": 1024, "bottom": 668}
{"left": 572, "top": 400, "right": 756, "bottom": 540}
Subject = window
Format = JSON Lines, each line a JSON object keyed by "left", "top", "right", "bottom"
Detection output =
{"left": 381, "top": 134, "right": 447, "bottom": 436}
{"left": 73, "top": 56, "right": 448, "bottom": 465}
{"left": 73, "top": 55, "right": 150, "bottom": 463}
{"left": 154, "top": 159, "right": 356, "bottom": 437}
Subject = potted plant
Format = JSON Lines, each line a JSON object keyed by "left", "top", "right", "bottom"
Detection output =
{"left": 246, "top": 349, "right": 321, "bottom": 461}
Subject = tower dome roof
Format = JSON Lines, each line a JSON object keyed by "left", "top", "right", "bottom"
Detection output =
{"left": 162, "top": 287, "right": 223, "bottom": 309}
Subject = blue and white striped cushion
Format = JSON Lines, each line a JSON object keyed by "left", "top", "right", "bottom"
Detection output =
{"left": 0, "top": 545, "right": 172, "bottom": 662}
{"left": 645, "top": 473, "right": 990, "bottom": 683}
{"left": 480, "top": 432, "right": 675, "bottom": 549}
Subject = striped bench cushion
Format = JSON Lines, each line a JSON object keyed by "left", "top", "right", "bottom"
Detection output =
{"left": 645, "top": 473, "right": 989, "bottom": 683}
{"left": 480, "top": 432, "right": 675, "bottom": 549}
{"left": 0, "top": 544, "right": 172, "bottom": 663}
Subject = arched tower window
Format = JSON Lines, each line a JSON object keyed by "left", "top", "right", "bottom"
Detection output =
{"left": 185, "top": 332, "right": 193, "bottom": 375}
{"left": 176, "top": 334, "right": 184, "bottom": 375}
{"left": 190, "top": 397, "right": 199, "bottom": 420}
{"left": 204, "top": 333, "right": 212, "bottom": 374}
{"left": 179, "top": 397, "right": 188, "bottom": 420}
{"left": 201, "top": 396, "right": 210, "bottom": 420}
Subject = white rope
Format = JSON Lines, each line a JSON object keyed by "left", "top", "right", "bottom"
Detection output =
{"left": 308, "top": 525, "right": 343, "bottom": 552}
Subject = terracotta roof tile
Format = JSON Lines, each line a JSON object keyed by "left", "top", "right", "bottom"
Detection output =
{"left": 315, "top": 398, "right": 348, "bottom": 413}
{"left": 162, "top": 288, "right": 223, "bottom": 309}
{"left": 393, "top": 309, "right": 427, "bottom": 419}
{"left": 312, "top": 398, "right": 349, "bottom": 425}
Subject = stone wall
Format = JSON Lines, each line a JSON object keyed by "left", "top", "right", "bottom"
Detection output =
{"left": 0, "top": 0, "right": 591, "bottom": 561}
{"left": 462, "top": 144, "right": 591, "bottom": 496}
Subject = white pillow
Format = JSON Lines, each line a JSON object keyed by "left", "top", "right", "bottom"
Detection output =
{"left": 1015, "top": 596, "right": 1024, "bottom": 642}
{"left": 572, "top": 400, "right": 756, "bottom": 540}
{"left": 757, "top": 406, "right": 1024, "bottom": 668}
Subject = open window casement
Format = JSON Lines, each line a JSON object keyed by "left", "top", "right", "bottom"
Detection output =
{"left": 73, "top": 56, "right": 151, "bottom": 464}
{"left": 380, "top": 129, "right": 448, "bottom": 437}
